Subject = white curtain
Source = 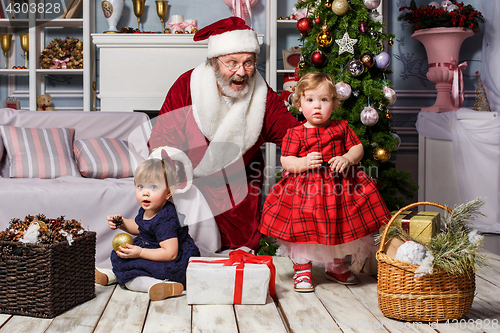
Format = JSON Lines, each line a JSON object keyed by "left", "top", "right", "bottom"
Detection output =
{"left": 477, "top": 2, "right": 500, "bottom": 111}
{"left": 416, "top": 109, "right": 500, "bottom": 233}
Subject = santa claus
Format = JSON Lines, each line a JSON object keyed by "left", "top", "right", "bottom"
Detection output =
{"left": 148, "top": 17, "right": 299, "bottom": 252}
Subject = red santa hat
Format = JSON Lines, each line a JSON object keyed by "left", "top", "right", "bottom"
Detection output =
{"left": 283, "top": 73, "right": 297, "bottom": 84}
{"left": 194, "top": 17, "right": 260, "bottom": 59}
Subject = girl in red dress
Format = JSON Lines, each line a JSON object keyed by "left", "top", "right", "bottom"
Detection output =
{"left": 259, "top": 72, "right": 390, "bottom": 292}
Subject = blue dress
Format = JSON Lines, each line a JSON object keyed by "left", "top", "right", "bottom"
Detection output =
{"left": 111, "top": 201, "right": 200, "bottom": 287}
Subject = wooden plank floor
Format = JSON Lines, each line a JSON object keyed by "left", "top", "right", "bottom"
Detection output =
{"left": 1, "top": 252, "right": 499, "bottom": 333}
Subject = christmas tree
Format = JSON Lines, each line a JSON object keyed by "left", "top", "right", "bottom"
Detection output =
{"left": 292, "top": 0, "right": 417, "bottom": 210}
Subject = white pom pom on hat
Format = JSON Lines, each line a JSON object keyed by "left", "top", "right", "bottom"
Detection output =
{"left": 193, "top": 16, "right": 260, "bottom": 58}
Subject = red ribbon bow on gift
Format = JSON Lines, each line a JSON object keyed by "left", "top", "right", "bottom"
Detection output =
{"left": 189, "top": 249, "right": 276, "bottom": 304}
{"left": 429, "top": 59, "right": 467, "bottom": 108}
{"left": 52, "top": 58, "right": 70, "bottom": 69}
{"left": 168, "top": 21, "right": 188, "bottom": 31}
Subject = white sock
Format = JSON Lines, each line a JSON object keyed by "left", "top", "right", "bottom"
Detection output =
{"left": 125, "top": 276, "right": 166, "bottom": 293}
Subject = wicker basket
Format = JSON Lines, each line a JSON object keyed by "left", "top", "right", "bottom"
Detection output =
{"left": 376, "top": 202, "right": 475, "bottom": 322}
{"left": 0, "top": 231, "right": 96, "bottom": 318}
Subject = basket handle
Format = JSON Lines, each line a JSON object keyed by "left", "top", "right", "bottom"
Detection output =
{"left": 376, "top": 201, "right": 452, "bottom": 255}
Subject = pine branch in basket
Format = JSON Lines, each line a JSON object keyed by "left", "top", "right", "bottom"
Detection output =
{"left": 429, "top": 198, "right": 488, "bottom": 275}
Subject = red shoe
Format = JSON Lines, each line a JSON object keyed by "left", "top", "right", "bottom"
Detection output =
{"left": 293, "top": 262, "right": 314, "bottom": 292}
{"left": 325, "top": 270, "right": 358, "bottom": 285}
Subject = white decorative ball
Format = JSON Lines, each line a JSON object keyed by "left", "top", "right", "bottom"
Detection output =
{"left": 440, "top": 0, "right": 452, "bottom": 9}
{"left": 360, "top": 106, "right": 379, "bottom": 126}
{"left": 364, "top": 0, "right": 381, "bottom": 10}
{"left": 428, "top": 1, "right": 440, "bottom": 8}
{"left": 446, "top": 4, "right": 458, "bottom": 11}
{"left": 369, "top": 11, "right": 383, "bottom": 23}
{"left": 383, "top": 86, "right": 397, "bottom": 106}
{"left": 395, "top": 241, "right": 427, "bottom": 266}
{"left": 335, "top": 81, "right": 352, "bottom": 101}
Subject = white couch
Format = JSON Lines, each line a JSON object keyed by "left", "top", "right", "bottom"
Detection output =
{"left": 0, "top": 109, "right": 220, "bottom": 268}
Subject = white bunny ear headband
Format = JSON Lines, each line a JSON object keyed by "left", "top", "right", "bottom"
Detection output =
{"left": 148, "top": 146, "right": 193, "bottom": 194}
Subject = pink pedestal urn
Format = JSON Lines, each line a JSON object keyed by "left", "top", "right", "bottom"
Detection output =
{"left": 412, "top": 27, "right": 474, "bottom": 112}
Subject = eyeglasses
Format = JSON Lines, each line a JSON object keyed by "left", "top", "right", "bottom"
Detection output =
{"left": 217, "top": 58, "right": 256, "bottom": 72}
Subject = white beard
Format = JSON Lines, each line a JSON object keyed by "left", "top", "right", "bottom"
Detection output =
{"left": 214, "top": 67, "right": 253, "bottom": 98}
{"left": 190, "top": 63, "right": 268, "bottom": 177}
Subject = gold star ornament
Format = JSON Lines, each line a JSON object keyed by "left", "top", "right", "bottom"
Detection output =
{"left": 335, "top": 32, "right": 358, "bottom": 55}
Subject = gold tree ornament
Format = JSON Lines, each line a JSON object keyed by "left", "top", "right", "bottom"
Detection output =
{"left": 331, "top": 0, "right": 349, "bottom": 16}
{"left": 373, "top": 147, "right": 391, "bottom": 162}
{"left": 316, "top": 25, "right": 333, "bottom": 48}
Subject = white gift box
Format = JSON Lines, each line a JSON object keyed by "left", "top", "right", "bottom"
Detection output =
{"left": 186, "top": 253, "right": 274, "bottom": 305}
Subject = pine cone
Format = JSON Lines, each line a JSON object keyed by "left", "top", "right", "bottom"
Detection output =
{"left": 112, "top": 215, "right": 124, "bottom": 228}
{"left": 35, "top": 214, "right": 48, "bottom": 222}
{"left": 2, "top": 246, "right": 13, "bottom": 255}
{"left": 39, "top": 230, "right": 55, "bottom": 244}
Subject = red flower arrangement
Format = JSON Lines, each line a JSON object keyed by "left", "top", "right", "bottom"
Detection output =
{"left": 398, "top": 0, "right": 484, "bottom": 33}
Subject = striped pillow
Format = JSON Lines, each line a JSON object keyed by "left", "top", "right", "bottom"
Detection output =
{"left": 0, "top": 126, "right": 80, "bottom": 179}
{"left": 73, "top": 138, "right": 144, "bottom": 179}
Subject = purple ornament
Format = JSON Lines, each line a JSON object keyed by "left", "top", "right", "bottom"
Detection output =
{"left": 375, "top": 51, "right": 390, "bottom": 69}
{"left": 383, "top": 86, "right": 397, "bottom": 106}
{"left": 360, "top": 106, "right": 379, "bottom": 126}
{"left": 359, "top": 21, "right": 368, "bottom": 33}
{"left": 335, "top": 82, "right": 352, "bottom": 101}
{"left": 390, "top": 133, "right": 401, "bottom": 149}
{"left": 348, "top": 59, "right": 365, "bottom": 76}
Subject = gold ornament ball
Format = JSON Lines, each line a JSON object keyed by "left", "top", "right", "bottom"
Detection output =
{"left": 316, "top": 31, "right": 333, "bottom": 48}
{"left": 373, "top": 147, "right": 391, "bottom": 162}
{"left": 388, "top": 38, "right": 394, "bottom": 46}
{"left": 331, "top": 0, "right": 349, "bottom": 15}
{"left": 298, "top": 60, "right": 305, "bottom": 69}
{"left": 164, "top": 28, "right": 171, "bottom": 34}
{"left": 385, "top": 111, "right": 392, "bottom": 119}
{"left": 112, "top": 233, "right": 134, "bottom": 251}
{"left": 325, "top": 2, "right": 332, "bottom": 8}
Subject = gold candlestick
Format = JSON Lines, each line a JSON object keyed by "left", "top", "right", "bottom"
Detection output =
{"left": 19, "top": 33, "right": 29, "bottom": 68}
{"left": 24, "top": 0, "right": 29, "bottom": 19}
{"left": 0, "top": 34, "right": 12, "bottom": 69}
{"left": 156, "top": 1, "right": 168, "bottom": 33}
{"left": 132, "top": 0, "right": 146, "bottom": 31}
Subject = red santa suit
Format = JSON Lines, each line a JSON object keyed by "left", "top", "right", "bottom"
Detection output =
{"left": 148, "top": 18, "right": 299, "bottom": 251}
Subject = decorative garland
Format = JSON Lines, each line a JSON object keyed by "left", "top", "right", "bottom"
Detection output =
{"left": 39, "top": 36, "right": 83, "bottom": 69}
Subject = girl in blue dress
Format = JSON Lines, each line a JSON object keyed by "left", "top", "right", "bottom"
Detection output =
{"left": 95, "top": 155, "right": 200, "bottom": 301}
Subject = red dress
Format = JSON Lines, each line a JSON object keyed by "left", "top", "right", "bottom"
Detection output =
{"left": 260, "top": 121, "right": 390, "bottom": 246}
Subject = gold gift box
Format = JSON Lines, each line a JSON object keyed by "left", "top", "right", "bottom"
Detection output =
{"left": 385, "top": 210, "right": 441, "bottom": 244}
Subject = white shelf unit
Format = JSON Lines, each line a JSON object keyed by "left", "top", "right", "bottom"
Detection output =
{"left": 0, "top": 0, "right": 94, "bottom": 111}
{"left": 264, "top": 0, "right": 301, "bottom": 193}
